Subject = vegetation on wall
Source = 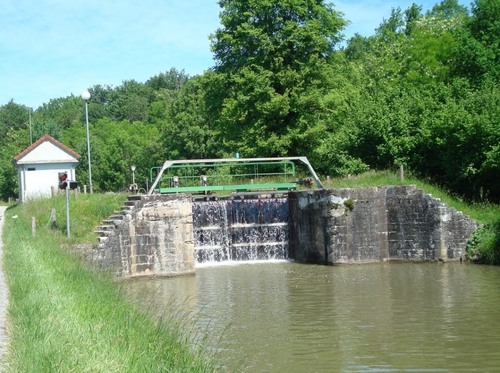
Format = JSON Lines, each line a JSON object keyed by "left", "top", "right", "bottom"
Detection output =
{"left": 0, "top": 0, "right": 498, "bottom": 204}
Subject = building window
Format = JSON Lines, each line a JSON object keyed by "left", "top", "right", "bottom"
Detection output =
{"left": 27, "top": 167, "right": 36, "bottom": 171}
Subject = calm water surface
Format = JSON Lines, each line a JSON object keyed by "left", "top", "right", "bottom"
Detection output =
{"left": 126, "top": 262, "right": 500, "bottom": 372}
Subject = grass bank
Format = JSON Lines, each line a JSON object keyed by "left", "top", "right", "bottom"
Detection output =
{"left": 324, "top": 170, "right": 500, "bottom": 264}
{"left": 1, "top": 193, "right": 216, "bottom": 372}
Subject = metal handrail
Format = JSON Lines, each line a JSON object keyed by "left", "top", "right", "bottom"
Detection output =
{"left": 148, "top": 157, "right": 323, "bottom": 195}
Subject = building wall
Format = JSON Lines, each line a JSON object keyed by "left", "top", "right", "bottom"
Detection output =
{"left": 18, "top": 163, "right": 77, "bottom": 202}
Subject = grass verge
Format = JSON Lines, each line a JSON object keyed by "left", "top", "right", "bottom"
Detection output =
{"left": 324, "top": 170, "right": 500, "bottom": 264}
{"left": 1, "top": 193, "right": 216, "bottom": 372}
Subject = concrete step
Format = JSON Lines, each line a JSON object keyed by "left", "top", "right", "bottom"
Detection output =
{"left": 128, "top": 195, "right": 143, "bottom": 201}
{"left": 95, "top": 230, "right": 113, "bottom": 237}
{"left": 98, "top": 224, "right": 115, "bottom": 231}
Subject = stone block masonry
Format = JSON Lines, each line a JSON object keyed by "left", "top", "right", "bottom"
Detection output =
{"left": 88, "top": 185, "right": 478, "bottom": 278}
{"left": 89, "top": 194, "right": 195, "bottom": 278}
{"left": 288, "top": 186, "right": 478, "bottom": 264}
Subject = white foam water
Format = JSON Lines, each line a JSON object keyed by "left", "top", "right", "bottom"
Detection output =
{"left": 192, "top": 197, "right": 289, "bottom": 263}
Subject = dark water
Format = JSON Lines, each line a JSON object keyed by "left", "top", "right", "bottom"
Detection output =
{"left": 126, "top": 262, "right": 500, "bottom": 372}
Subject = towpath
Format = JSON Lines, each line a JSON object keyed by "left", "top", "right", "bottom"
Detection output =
{"left": 0, "top": 206, "right": 8, "bottom": 370}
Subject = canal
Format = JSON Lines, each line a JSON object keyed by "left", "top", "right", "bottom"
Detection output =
{"left": 126, "top": 261, "right": 500, "bottom": 372}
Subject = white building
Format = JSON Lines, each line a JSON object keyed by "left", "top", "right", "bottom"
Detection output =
{"left": 13, "top": 134, "right": 81, "bottom": 203}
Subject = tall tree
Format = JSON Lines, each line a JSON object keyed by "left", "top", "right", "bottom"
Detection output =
{"left": 160, "top": 73, "right": 220, "bottom": 160}
{"left": 34, "top": 96, "right": 82, "bottom": 130}
{"left": 208, "top": 0, "right": 347, "bottom": 158}
{"left": 146, "top": 68, "right": 189, "bottom": 92}
{"left": 108, "top": 80, "right": 153, "bottom": 123}
{"left": 451, "top": 0, "right": 499, "bottom": 83}
{"left": 0, "top": 101, "right": 30, "bottom": 143}
{"left": 429, "top": 0, "right": 468, "bottom": 18}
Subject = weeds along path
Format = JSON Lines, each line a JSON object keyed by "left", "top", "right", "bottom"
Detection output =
{"left": 0, "top": 206, "right": 8, "bottom": 370}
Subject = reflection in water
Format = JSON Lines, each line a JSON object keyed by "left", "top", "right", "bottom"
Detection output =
{"left": 126, "top": 262, "right": 500, "bottom": 372}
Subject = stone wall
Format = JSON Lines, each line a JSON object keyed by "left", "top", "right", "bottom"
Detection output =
{"left": 87, "top": 186, "right": 478, "bottom": 278}
{"left": 289, "top": 186, "right": 478, "bottom": 264}
{"left": 89, "top": 194, "right": 195, "bottom": 278}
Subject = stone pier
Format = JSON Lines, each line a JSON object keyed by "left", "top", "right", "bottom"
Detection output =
{"left": 89, "top": 194, "right": 194, "bottom": 278}
{"left": 288, "top": 186, "right": 478, "bottom": 264}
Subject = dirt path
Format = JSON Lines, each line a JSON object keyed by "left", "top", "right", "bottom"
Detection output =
{"left": 0, "top": 206, "right": 8, "bottom": 369}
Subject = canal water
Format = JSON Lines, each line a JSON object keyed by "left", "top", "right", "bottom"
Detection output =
{"left": 126, "top": 261, "right": 500, "bottom": 372}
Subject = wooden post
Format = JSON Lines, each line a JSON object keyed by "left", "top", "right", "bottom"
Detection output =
{"left": 32, "top": 217, "right": 36, "bottom": 237}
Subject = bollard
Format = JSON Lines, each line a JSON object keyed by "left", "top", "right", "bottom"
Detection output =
{"left": 32, "top": 217, "right": 36, "bottom": 237}
{"left": 50, "top": 208, "right": 57, "bottom": 229}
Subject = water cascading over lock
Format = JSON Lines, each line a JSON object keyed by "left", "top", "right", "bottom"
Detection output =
{"left": 192, "top": 197, "right": 289, "bottom": 263}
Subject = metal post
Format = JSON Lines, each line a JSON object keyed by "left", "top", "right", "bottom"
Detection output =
{"left": 65, "top": 186, "right": 70, "bottom": 239}
{"left": 84, "top": 100, "right": 93, "bottom": 193}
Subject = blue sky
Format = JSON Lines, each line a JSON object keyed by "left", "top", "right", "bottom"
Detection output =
{"left": 1, "top": 0, "right": 470, "bottom": 109}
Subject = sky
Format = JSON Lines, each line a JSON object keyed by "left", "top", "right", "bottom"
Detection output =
{"left": 1, "top": 0, "right": 470, "bottom": 109}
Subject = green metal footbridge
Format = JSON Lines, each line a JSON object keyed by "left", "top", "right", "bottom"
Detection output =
{"left": 147, "top": 157, "right": 323, "bottom": 195}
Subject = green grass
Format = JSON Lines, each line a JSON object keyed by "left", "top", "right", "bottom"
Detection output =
{"left": 324, "top": 170, "right": 500, "bottom": 264}
{"left": 19, "top": 192, "right": 128, "bottom": 243}
{"left": 2, "top": 193, "right": 216, "bottom": 372}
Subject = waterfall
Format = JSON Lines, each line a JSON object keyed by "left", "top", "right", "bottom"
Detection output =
{"left": 192, "top": 197, "right": 289, "bottom": 263}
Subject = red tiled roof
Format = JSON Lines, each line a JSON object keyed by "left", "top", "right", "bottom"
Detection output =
{"left": 13, "top": 134, "right": 81, "bottom": 164}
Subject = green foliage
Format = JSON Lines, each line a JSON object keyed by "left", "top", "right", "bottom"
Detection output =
{"left": 343, "top": 198, "right": 355, "bottom": 212}
{"left": 0, "top": 129, "right": 27, "bottom": 200}
{"left": 63, "top": 119, "right": 163, "bottom": 192}
{"left": 107, "top": 80, "right": 154, "bottom": 123}
{"left": 146, "top": 68, "right": 189, "bottom": 92}
{"left": 31, "top": 120, "right": 61, "bottom": 141}
{"left": 450, "top": 0, "right": 499, "bottom": 83}
{"left": 0, "top": 100, "right": 30, "bottom": 134}
{"left": 208, "top": 0, "right": 347, "bottom": 158}
{"left": 466, "top": 222, "right": 500, "bottom": 265}
{"left": 0, "top": 101, "right": 32, "bottom": 200}
{"left": 34, "top": 96, "right": 83, "bottom": 129}
{"left": 161, "top": 74, "right": 220, "bottom": 160}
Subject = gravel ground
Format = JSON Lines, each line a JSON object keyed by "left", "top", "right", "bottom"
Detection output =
{"left": 0, "top": 206, "right": 9, "bottom": 370}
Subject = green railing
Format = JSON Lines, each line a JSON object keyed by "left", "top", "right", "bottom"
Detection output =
{"left": 150, "top": 160, "right": 297, "bottom": 194}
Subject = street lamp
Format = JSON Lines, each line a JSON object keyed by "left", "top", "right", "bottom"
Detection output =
{"left": 131, "top": 165, "right": 136, "bottom": 185}
{"left": 81, "top": 89, "right": 93, "bottom": 194}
